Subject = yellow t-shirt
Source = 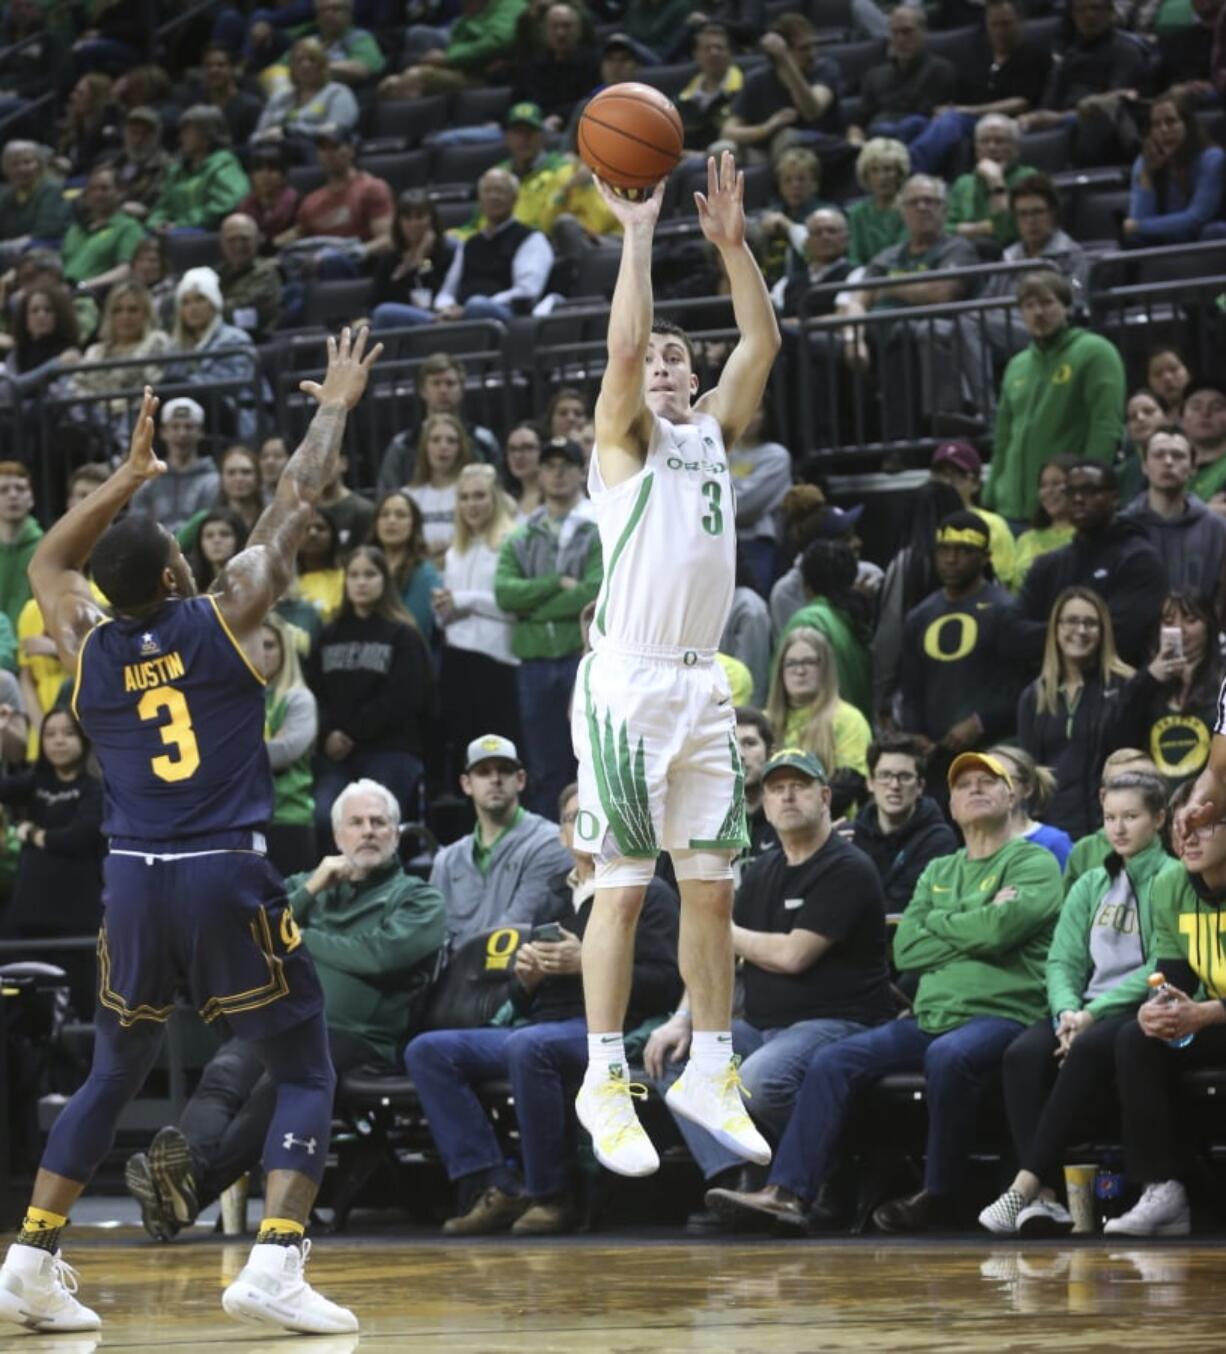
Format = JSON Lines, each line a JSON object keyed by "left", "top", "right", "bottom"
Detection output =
{"left": 783, "top": 700, "right": 871, "bottom": 776}
{"left": 18, "top": 580, "right": 109, "bottom": 758}
{"left": 717, "top": 652, "right": 753, "bottom": 707}
{"left": 298, "top": 568, "right": 344, "bottom": 623}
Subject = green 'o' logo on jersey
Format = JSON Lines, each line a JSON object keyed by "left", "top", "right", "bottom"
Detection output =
{"left": 923, "top": 613, "right": 979, "bottom": 662}
{"left": 576, "top": 810, "right": 600, "bottom": 841}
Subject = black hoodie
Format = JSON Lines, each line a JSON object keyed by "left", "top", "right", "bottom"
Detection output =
{"left": 851, "top": 795, "right": 959, "bottom": 914}
{"left": 1015, "top": 518, "right": 1167, "bottom": 668}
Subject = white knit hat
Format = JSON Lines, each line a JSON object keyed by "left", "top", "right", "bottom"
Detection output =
{"left": 175, "top": 265, "right": 223, "bottom": 312}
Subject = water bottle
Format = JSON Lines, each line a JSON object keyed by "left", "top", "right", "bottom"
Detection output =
{"left": 1146, "top": 972, "right": 1195, "bottom": 1049}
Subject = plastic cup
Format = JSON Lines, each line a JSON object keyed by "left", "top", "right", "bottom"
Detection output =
{"left": 1064, "top": 1163, "right": 1097, "bottom": 1234}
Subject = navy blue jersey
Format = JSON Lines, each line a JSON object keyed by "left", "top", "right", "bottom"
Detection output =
{"left": 72, "top": 595, "right": 274, "bottom": 841}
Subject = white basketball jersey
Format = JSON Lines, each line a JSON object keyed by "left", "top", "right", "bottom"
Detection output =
{"left": 588, "top": 410, "right": 735, "bottom": 653}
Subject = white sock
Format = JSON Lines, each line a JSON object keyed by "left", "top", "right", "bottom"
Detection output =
{"left": 586, "top": 1032, "right": 626, "bottom": 1080}
{"left": 689, "top": 1031, "right": 734, "bottom": 1073}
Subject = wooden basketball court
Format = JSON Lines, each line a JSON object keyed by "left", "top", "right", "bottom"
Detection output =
{"left": 14, "top": 1226, "right": 1226, "bottom": 1352}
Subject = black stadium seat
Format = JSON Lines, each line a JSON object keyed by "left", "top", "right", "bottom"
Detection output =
{"left": 819, "top": 38, "right": 885, "bottom": 96}
{"left": 430, "top": 139, "right": 508, "bottom": 188}
{"left": 636, "top": 62, "right": 698, "bottom": 100}
{"left": 452, "top": 85, "right": 514, "bottom": 127}
{"left": 359, "top": 149, "right": 430, "bottom": 193}
{"left": 1018, "top": 126, "right": 1073, "bottom": 175}
{"left": 373, "top": 94, "right": 449, "bottom": 145}
{"left": 165, "top": 231, "right": 221, "bottom": 273}
{"left": 303, "top": 279, "right": 375, "bottom": 329}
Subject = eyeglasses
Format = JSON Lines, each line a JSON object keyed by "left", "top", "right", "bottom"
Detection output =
{"left": 783, "top": 657, "right": 823, "bottom": 672}
{"left": 1183, "top": 820, "right": 1226, "bottom": 841}
{"left": 873, "top": 771, "right": 918, "bottom": 786}
{"left": 1058, "top": 616, "right": 1101, "bottom": 632}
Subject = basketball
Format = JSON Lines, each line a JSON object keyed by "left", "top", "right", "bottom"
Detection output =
{"left": 578, "top": 82, "right": 684, "bottom": 193}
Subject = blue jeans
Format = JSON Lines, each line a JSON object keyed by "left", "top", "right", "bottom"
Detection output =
{"left": 372, "top": 301, "right": 436, "bottom": 329}
{"left": 907, "top": 109, "right": 978, "bottom": 177}
{"left": 769, "top": 1015, "right": 1024, "bottom": 1203}
{"left": 517, "top": 654, "right": 580, "bottom": 818}
{"left": 653, "top": 1016, "right": 868, "bottom": 1180}
{"left": 312, "top": 747, "right": 423, "bottom": 844}
{"left": 459, "top": 296, "right": 515, "bottom": 323}
{"left": 867, "top": 114, "right": 931, "bottom": 146}
{"left": 404, "top": 1019, "right": 588, "bottom": 1197}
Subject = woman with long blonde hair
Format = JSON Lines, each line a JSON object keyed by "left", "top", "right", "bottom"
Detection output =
{"left": 260, "top": 612, "right": 319, "bottom": 875}
{"left": 408, "top": 412, "right": 474, "bottom": 564}
{"left": 1018, "top": 587, "right": 1135, "bottom": 838}
{"left": 434, "top": 463, "right": 521, "bottom": 775}
{"left": 764, "top": 627, "right": 871, "bottom": 813}
{"left": 989, "top": 744, "right": 1073, "bottom": 871}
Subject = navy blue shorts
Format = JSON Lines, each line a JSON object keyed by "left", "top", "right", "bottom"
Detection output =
{"left": 97, "top": 831, "right": 323, "bottom": 1039}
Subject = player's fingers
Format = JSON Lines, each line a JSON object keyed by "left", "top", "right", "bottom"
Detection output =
{"left": 722, "top": 148, "right": 735, "bottom": 191}
{"left": 350, "top": 324, "right": 367, "bottom": 362}
{"left": 326, "top": 334, "right": 337, "bottom": 365}
{"left": 694, "top": 191, "right": 708, "bottom": 220}
{"left": 362, "top": 340, "right": 384, "bottom": 369}
{"left": 299, "top": 380, "right": 322, "bottom": 398}
{"left": 707, "top": 154, "right": 718, "bottom": 199}
{"left": 735, "top": 168, "right": 744, "bottom": 204}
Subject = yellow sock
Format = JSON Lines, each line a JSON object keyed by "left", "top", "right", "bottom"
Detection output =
{"left": 17, "top": 1207, "right": 68, "bottom": 1254}
{"left": 256, "top": 1216, "right": 305, "bottom": 1248}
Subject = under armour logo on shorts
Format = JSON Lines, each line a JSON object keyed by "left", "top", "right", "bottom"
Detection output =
{"left": 282, "top": 1133, "right": 317, "bottom": 1155}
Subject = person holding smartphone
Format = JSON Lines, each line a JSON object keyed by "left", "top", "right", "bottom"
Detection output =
{"left": 404, "top": 782, "right": 683, "bottom": 1237}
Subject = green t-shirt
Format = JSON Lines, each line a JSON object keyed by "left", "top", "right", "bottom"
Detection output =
{"left": 473, "top": 806, "right": 526, "bottom": 878}
{"left": 61, "top": 211, "right": 146, "bottom": 285}
{"left": 1189, "top": 455, "right": 1226, "bottom": 502}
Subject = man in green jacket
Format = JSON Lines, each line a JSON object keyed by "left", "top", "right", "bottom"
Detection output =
{"left": 985, "top": 269, "right": 1125, "bottom": 524}
{"left": 123, "top": 779, "right": 445, "bottom": 1240}
{"left": 706, "top": 750, "right": 1061, "bottom": 1234}
{"left": 382, "top": 0, "right": 527, "bottom": 97}
{"left": 148, "top": 106, "right": 251, "bottom": 231}
{"left": 495, "top": 438, "right": 602, "bottom": 816}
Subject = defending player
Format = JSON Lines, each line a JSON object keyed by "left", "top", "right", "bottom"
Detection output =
{"left": 573, "top": 152, "right": 781, "bottom": 1175}
{"left": 0, "top": 327, "right": 380, "bottom": 1335}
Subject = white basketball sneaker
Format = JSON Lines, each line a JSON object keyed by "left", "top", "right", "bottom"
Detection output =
{"left": 575, "top": 1066, "right": 660, "bottom": 1177}
{"left": 1103, "top": 1180, "right": 1190, "bottom": 1237}
{"left": 222, "top": 1240, "right": 358, "bottom": 1334}
{"left": 0, "top": 1244, "right": 101, "bottom": 1332}
{"left": 666, "top": 1058, "right": 772, "bottom": 1166}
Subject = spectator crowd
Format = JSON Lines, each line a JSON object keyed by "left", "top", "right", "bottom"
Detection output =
{"left": 2, "top": 0, "right": 1226, "bottom": 1246}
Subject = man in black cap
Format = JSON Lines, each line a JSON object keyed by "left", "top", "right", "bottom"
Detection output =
{"left": 900, "top": 510, "right": 1023, "bottom": 793}
{"left": 277, "top": 123, "right": 394, "bottom": 276}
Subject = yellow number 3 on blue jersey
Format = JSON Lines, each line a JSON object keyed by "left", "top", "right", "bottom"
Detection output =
{"left": 137, "top": 687, "right": 201, "bottom": 783}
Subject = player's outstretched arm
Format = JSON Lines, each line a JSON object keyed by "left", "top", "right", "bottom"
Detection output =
{"left": 219, "top": 325, "right": 382, "bottom": 638}
{"left": 694, "top": 151, "right": 781, "bottom": 445}
{"left": 593, "top": 176, "right": 665, "bottom": 487}
{"left": 30, "top": 387, "right": 164, "bottom": 667}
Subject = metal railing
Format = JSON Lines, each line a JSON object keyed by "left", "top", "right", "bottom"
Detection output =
{"left": 271, "top": 321, "right": 512, "bottom": 487}
{"left": 12, "top": 347, "right": 265, "bottom": 518}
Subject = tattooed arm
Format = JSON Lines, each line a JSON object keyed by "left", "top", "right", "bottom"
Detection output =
{"left": 215, "top": 326, "right": 382, "bottom": 658}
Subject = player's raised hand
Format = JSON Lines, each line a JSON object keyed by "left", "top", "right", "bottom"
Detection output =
{"left": 301, "top": 324, "right": 383, "bottom": 410}
{"left": 593, "top": 173, "right": 666, "bottom": 230}
{"left": 695, "top": 150, "right": 746, "bottom": 250}
{"left": 125, "top": 387, "right": 165, "bottom": 482}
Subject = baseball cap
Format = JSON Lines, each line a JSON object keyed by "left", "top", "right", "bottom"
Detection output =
{"left": 815, "top": 504, "right": 863, "bottom": 538}
{"left": 125, "top": 105, "right": 160, "bottom": 129}
{"left": 762, "top": 747, "right": 828, "bottom": 785}
{"left": 934, "top": 509, "right": 990, "bottom": 550}
{"left": 465, "top": 734, "right": 522, "bottom": 771}
{"left": 932, "top": 441, "right": 982, "bottom": 476}
{"left": 540, "top": 437, "right": 584, "bottom": 468}
{"left": 505, "top": 101, "right": 545, "bottom": 129}
{"left": 603, "top": 31, "right": 636, "bottom": 54}
{"left": 161, "top": 396, "right": 205, "bottom": 426}
{"left": 947, "top": 751, "right": 1013, "bottom": 791}
{"left": 313, "top": 122, "right": 355, "bottom": 145}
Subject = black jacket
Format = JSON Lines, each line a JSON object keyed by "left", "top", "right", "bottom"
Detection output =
{"left": 0, "top": 767, "right": 104, "bottom": 936}
{"left": 1016, "top": 518, "right": 1167, "bottom": 668}
{"left": 1017, "top": 671, "right": 1131, "bottom": 839}
{"left": 306, "top": 612, "right": 433, "bottom": 755}
{"left": 851, "top": 796, "right": 959, "bottom": 915}
{"left": 508, "top": 874, "right": 682, "bottom": 1028}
